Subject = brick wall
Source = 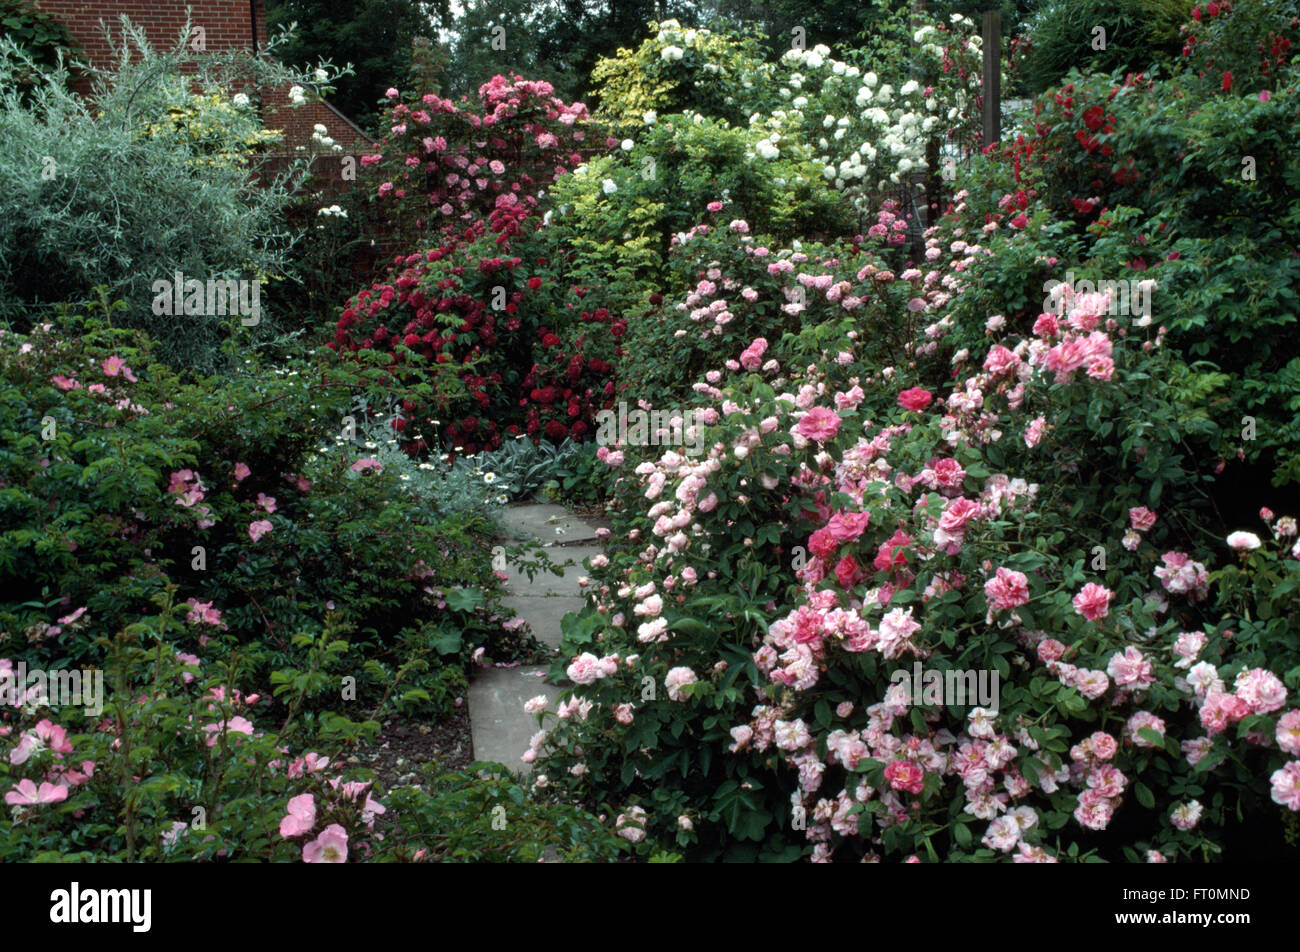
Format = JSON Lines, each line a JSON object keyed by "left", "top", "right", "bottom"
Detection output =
{"left": 36, "top": 0, "right": 264, "bottom": 71}
{"left": 35, "top": 0, "right": 376, "bottom": 156}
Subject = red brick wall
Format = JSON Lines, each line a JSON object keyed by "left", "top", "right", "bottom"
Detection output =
{"left": 35, "top": 0, "right": 376, "bottom": 155}
{"left": 36, "top": 0, "right": 264, "bottom": 69}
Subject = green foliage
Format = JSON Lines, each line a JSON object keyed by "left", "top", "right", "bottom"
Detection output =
{"left": 267, "top": 0, "right": 430, "bottom": 134}
{"left": 1026, "top": 0, "right": 1188, "bottom": 94}
{"left": 0, "top": 310, "right": 543, "bottom": 725}
{"left": 0, "top": 22, "right": 344, "bottom": 373}
{"left": 0, "top": 0, "right": 83, "bottom": 95}
{"left": 0, "top": 605, "right": 608, "bottom": 861}
{"left": 953, "top": 64, "right": 1300, "bottom": 485}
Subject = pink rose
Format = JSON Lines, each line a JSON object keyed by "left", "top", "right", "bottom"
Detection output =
{"left": 302, "top": 824, "right": 349, "bottom": 863}
{"left": 897, "top": 387, "right": 933, "bottom": 412}
{"left": 1072, "top": 583, "right": 1113, "bottom": 621}
{"left": 984, "top": 567, "right": 1030, "bottom": 613}
{"left": 1129, "top": 506, "right": 1157, "bottom": 532}
{"left": 794, "top": 406, "right": 842, "bottom": 442}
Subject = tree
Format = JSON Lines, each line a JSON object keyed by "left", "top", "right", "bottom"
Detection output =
{"left": 267, "top": 0, "right": 433, "bottom": 133}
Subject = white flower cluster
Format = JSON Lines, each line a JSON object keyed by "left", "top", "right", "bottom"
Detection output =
{"left": 310, "top": 123, "right": 342, "bottom": 152}
{"left": 760, "top": 23, "right": 981, "bottom": 212}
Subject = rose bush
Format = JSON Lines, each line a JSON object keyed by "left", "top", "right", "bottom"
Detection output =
{"left": 525, "top": 229, "right": 1300, "bottom": 861}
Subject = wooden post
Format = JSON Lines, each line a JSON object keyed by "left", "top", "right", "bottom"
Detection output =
{"left": 982, "top": 10, "right": 1001, "bottom": 150}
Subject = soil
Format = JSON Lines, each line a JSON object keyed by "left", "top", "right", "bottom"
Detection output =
{"left": 351, "top": 705, "right": 475, "bottom": 793}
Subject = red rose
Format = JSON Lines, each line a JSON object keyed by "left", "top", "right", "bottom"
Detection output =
{"left": 528, "top": 277, "right": 543, "bottom": 290}
{"left": 897, "top": 388, "right": 933, "bottom": 412}
{"left": 873, "top": 530, "right": 913, "bottom": 573}
{"left": 544, "top": 420, "right": 568, "bottom": 439}
{"left": 1221, "top": 70, "right": 1233, "bottom": 92}
{"left": 834, "top": 555, "right": 863, "bottom": 589}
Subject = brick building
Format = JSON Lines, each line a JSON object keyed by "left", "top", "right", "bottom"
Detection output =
{"left": 34, "top": 0, "right": 377, "bottom": 168}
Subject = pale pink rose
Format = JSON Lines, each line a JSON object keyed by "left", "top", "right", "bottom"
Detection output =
{"left": 248, "top": 519, "right": 273, "bottom": 542}
{"left": 302, "top": 824, "right": 349, "bottom": 863}
{"left": 1126, "top": 711, "right": 1166, "bottom": 747}
{"left": 1277, "top": 710, "right": 1300, "bottom": 756}
{"left": 613, "top": 703, "right": 635, "bottom": 725}
{"left": 566, "top": 652, "right": 609, "bottom": 685}
{"left": 729, "top": 724, "right": 753, "bottom": 752}
{"left": 1233, "top": 668, "right": 1287, "bottom": 714}
{"left": 1271, "top": 762, "right": 1300, "bottom": 811}
{"left": 1089, "top": 732, "right": 1118, "bottom": 760}
{"left": 4, "top": 778, "right": 68, "bottom": 806}
{"left": 1170, "top": 800, "right": 1203, "bottom": 831}
{"left": 1226, "top": 530, "right": 1262, "bottom": 551}
{"left": 279, "top": 794, "right": 316, "bottom": 837}
{"left": 524, "top": 695, "right": 548, "bottom": 715}
{"left": 233, "top": 462, "right": 251, "bottom": 483}
{"left": 664, "top": 666, "right": 698, "bottom": 701}
{"left": 1107, "top": 646, "right": 1153, "bottom": 689}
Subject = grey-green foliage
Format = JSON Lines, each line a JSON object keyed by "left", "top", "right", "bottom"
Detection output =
{"left": 310, "top": 395, "right": 589, "bottom": 520}
{"left": 0, "top": 18, "right": 346, "bottom": 373}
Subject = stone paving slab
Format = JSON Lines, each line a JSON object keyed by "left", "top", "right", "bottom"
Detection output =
{"left": 499, "top": 594, "right": 585, "bottom": 649}
{"left": 496, "top": 502, "right": 603, "bottom": 545}
{"left": 470, "top": 502, "right": 604, "bottom": 788}
{"left": 503, "top": 545, "right": 603, "bottom": 597}
{"left": 468, "top": 665, "right": 556, "bottom": 775}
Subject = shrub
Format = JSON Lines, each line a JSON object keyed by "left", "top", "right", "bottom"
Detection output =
{"left": 357, "top": 74, "right": 593, "bottom": 249}
{"left": 526, "top": 232, "right": 1300, "bottom": 862}
{"left": 330, "top": 220, "right": 619, "bottom": 454}
{"left": 0, "top": 22, "right": 337, "bottom": 372}
{"left": 1025, "top": 0, "right": 1190, "bottom": 94}
{"left": 1180, "top": 0, "right": 1300, "bottom": 93}
{"left": 949, "top": 64, "right": 1300, "bottom": 487}
{"left": 0, "top": 608, "right": 617, "bottom": 861}
{"left": 0, "top": 310, "right": 541, "bottom": 726}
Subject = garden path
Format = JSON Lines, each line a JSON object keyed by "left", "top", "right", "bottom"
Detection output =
{"left": 467, "top": 502, "right": 606, "bottom": 775}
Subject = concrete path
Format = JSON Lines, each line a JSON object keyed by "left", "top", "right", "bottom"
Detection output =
{"left": 495, "top": 502, "right": 605, "bottom": 546}
{"left": 468, "top": 503, "right": 605, "bottom": 775}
